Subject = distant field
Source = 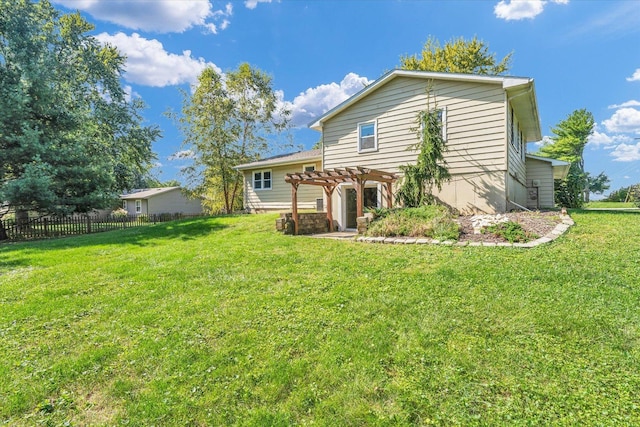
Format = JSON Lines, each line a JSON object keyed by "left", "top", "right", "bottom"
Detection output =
{"left": 1, "top": 211, "right": 640, "bottom": 425}
{"left": 584, "top": 201, "right": 637, "bottom": 209}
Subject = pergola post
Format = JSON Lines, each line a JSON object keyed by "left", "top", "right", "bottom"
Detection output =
{"left": 385, "top": 182, "right": 394, "bottom": 208}
{"left": 356, "top": 178, "right": 366, "bottom": 218}
{"left": 323, "top": 185, "right": 336, "bottom": 232}
{"left": 291, "top": 183, "right": 299, "bottom": 235}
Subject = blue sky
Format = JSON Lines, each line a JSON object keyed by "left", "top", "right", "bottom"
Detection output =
{"left": 51, "top": 0, "right": 640, "bottom": 195}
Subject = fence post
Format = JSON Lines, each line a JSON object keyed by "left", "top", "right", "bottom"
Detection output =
{"left": 87, "top": 216, "right": 92, "bottom": 234}
{"left": 44, "top": 218, "right": 49, "bottom": 237}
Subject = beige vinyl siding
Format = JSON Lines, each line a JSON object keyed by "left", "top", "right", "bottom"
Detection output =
{"left": 323, "top": 76, "right": 507, "bottom": 176}
{"left": 323, "top": 76, "right": 508, "bottom": 213}
{"left": 526, "top": 158, "right": 555, "bottom": 208}
{"left": 433, "top": 171, "right": 507, "bottom": 214}
{"left": 244, "top": 161, "right": 322, "bottom": 211}
{"left": 507, "top": 104, "right": 527, "bottom": 208}
{"left": 145, "top": 189, "right": 203, "bottom": 215}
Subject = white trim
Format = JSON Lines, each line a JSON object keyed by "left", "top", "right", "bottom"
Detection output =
{"left": 357, "top": 120, "right": 378, "bottom": 153}
{"left": 439, "top": 107, "right": 447, "bottom": 142}
{"left": 339, "top": 183, "right": 381, "bottom": 231}
{"left": 252, "top": 169, "right": 272, "bottom": 191}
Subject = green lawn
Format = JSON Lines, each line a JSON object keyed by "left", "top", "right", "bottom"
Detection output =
{"left": 1, "top": 211, "right": 640, "bottom": 425}
{"left": 584, "top": 201, "right": 637, "bottom": 209}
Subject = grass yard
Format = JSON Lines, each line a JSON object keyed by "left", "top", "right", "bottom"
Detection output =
{"left": 584, "top": 201, "right": 637, "bottom": 209}
{"left": 1, "top": 211, "right": 640, "bottom": 425}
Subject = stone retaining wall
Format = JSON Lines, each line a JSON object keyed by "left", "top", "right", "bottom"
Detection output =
{"left": 276, "top": 212, "right": 329, "bottom": 235}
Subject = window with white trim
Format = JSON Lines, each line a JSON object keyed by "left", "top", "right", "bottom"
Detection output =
{"left": 122, "top": 200, "right": 127, "bottom": 210}
{"left": 303, "top": 164, "right": 316, "bottom": 172}
{"left": 253, "top": 169, "right": 272, "bottom": 190}
{"left": 358, "top": 121, "right": 377, "bottom": 152}
{"left": 135, "top": 200, "right": 141, "bottom": 213}
{"left": 420, "top": 107, "right": 447, "bottom": 141}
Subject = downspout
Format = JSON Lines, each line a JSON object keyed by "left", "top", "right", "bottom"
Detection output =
{"left": 508, "top": 199, "right": 531, "bottom": 212}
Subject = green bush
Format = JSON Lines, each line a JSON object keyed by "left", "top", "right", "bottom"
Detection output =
{"left": 366, "top": 205, "right": 459, "bottom": 240}
{"left": 481, "top": 221, "right": 538, "bottom": 243}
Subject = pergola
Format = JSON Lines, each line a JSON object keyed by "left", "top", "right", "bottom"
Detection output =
{"left": 284, "top": 166, "right": 398, "bottom": 234}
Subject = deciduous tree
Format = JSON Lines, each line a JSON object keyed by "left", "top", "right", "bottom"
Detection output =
{"left": 0, "top": 0, "right": 159, "bottom": 238}
{"left": 400, "top": 36, "right": 512, "bottom": 75}
{"left": 175, "top": 64, "right": 290, "bottom": 214}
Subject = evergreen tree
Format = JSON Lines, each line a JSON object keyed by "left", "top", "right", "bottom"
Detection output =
{"left": 0, "top": 0, "right": 159, "bottom": 238}
{"left": 537, "top": 109, "right": 596, "bottom": 207}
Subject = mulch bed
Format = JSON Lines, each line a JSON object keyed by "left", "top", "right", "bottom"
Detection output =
{"left": 457, "top": 211, "right": 564, "bottom": 243}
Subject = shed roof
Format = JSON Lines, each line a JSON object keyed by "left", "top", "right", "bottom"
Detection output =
{"left": 120, "top": 187, "right": 180, "bottom": 200}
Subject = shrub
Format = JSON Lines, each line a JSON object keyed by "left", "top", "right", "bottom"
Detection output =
{"left": 366, "top": 205, "right": 459, "bottom": 240}
{"left": 481, "top": 221, "right": 538, "bottom": 243}
{"left": 111, "top": 208, "right": 128, "bottom": 218}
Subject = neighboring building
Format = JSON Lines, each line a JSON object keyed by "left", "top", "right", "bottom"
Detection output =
{"left": 235, "top": 150, "right": 323, "bottom": 212}
{"left": 236, "top": 69, "right": 568, "bottom": 230}
{"left": 120, "top": 187, "right": 203, "bottom": 216}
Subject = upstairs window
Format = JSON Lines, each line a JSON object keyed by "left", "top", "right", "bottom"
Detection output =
{"left": 358, "top": 121, "right": 377, "bottom": 152}
{"left": 253, "top": 170, "right": 272, "bottom": 190}
{"left": 420, "top": 107, "right": 447, "bottom": 141}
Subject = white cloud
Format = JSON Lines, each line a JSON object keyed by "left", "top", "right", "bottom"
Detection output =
{"left": 627, "top": 69, "right": 640, "bottom": 82}
{"left": 494, "top": 0, "right": 567, "bottom": 21}
{"left": 52, "top": 0, "right": 232, "bottom": 33}
{"left": 602, "top": 108, "right": 640, "bottom": 134}
{"left": 608, "top": 100, "right": 640, "bottom": 109}
{"left": 588, "top": 130, "right": 632, "bottom": 148}
{"left": 534, "top": 135, "right": 554, "bottom": 147}
{"left": 281, "top": 73, "right": 372, "bottom": 127}
{"left": 245, "top": 0, "right": 273, "bottom": 10}
{"left": 611, "top": 143, "right": 640, "bottom": 162}
{"left": 96, "top": 32, "right": 219, "bottom": 87}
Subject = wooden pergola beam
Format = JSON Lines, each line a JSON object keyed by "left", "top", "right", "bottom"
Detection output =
{"left": 285, "top": 166, "right": 397, "bottom": 234}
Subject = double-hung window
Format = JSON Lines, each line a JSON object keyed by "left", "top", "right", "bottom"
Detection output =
{"left": 253, "top": 170, "right": 272, "bottom": 190}
{"left": 135, "top": 200, "right": 141, "bottom": 213}
{"left": 358, "top": 121, "right": 377, "bottom": 152}
{"left": 122, "top": 200, "right": 127, "bottom": 210}
{"left": 420, "top": 107, "right": 447, "bottom": 141}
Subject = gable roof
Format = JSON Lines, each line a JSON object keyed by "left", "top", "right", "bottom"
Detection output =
{"left": 309, "top": 69, "right": 541, "bottom": 141}
{"left": 234, "top": 149, "right": 322, "bottom": 171}
{"left": 120, "top": 187, "right": 181, "bottom": 200}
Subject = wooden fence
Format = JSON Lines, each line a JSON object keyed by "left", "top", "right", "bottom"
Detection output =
{"left": 0, "top": 213, "right": 204, "bottom": 242}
